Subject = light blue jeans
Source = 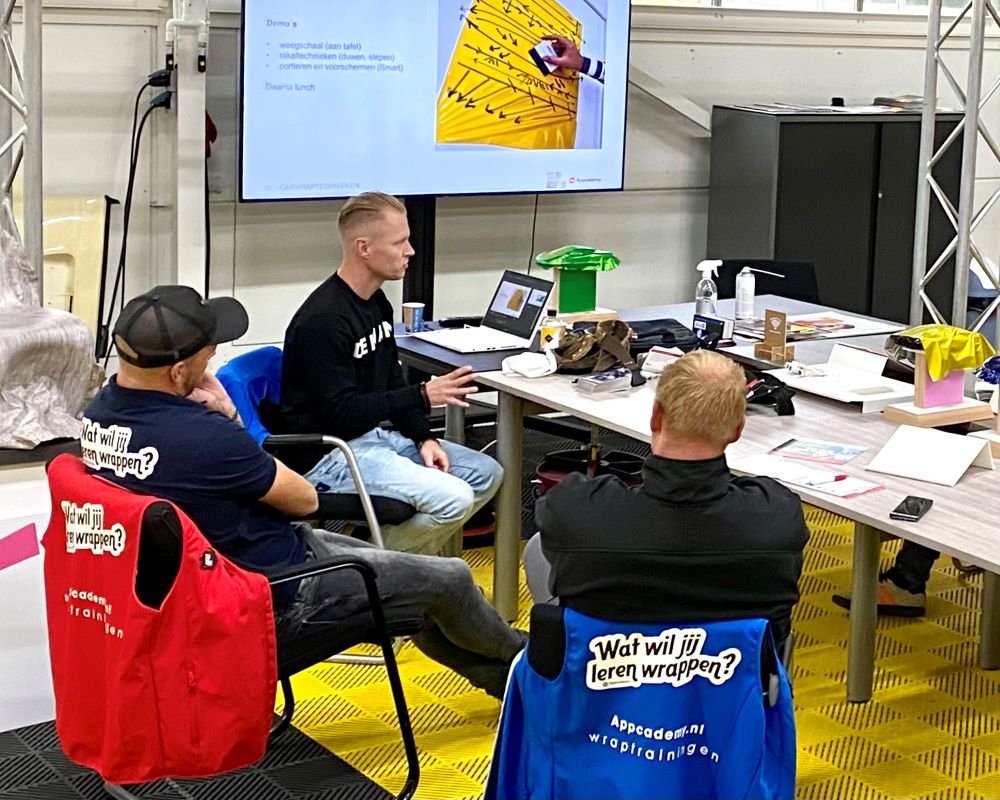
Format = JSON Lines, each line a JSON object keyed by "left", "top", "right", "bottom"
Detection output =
{"left": 304, "top": 427, "right": 503, "bottom": 555}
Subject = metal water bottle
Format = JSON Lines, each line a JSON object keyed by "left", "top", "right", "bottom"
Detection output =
{"left": 735, "top": 266, "right": 756, "bottom": 321}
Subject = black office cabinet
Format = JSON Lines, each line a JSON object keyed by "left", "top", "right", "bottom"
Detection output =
{"left": 706, "top": 106, "right": 963, "bottom": 322}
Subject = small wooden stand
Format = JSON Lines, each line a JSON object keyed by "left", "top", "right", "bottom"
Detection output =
{"left": 753, "top": 309, "right": 795, "bottom": 364}
{"left": 883, "top": 351, "right": 992, "bottom": 427}
{"left": 882, "top": 398, "right": 993, "bottom": 427}
{"left": 754, "top": 344, "right": 796, "bottom": 363}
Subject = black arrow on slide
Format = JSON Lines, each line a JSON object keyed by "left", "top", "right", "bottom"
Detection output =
{"left": 446, "top": 70, "right": 470, "bottom": 98}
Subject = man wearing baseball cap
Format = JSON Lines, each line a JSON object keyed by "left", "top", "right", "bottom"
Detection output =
{"left": 81, "top": 285, "right": 526, "bottom": 698}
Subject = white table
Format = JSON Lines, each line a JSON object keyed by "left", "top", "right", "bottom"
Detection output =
{"left": 477, "top": 369, "right": 1000, "bottom": 703}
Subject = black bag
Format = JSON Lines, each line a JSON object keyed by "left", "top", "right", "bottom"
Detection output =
{"left": 745, "top": 369, "right": 796, "bottom": 415}
{"left": 627, "top": 319, "right": 700, "bottom": 355}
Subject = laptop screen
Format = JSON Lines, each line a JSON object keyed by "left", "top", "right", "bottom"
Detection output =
{"left": 482, "top": 270, "right": 554, "bottom": 339}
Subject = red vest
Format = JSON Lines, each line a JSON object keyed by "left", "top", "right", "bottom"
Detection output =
{"left": 42, "top": 454, "right": 277, "bottom": 784}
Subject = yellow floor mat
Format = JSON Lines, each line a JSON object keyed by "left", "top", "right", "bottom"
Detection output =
{"left": 289, "top": 508, "right": 1000, "bottom": 799}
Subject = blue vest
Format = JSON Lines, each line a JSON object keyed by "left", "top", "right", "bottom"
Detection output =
{"left": 486, "top": 610, "right": 795, "bottom": 800}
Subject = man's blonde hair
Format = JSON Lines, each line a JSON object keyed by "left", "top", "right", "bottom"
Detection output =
{"left": 338, "top": 191, "right": 406, "bottom": 239}
{"left": 654, "top": 350, "right": 747, "bottom": 448}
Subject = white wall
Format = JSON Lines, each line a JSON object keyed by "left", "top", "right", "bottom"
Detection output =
{"left": 31, "top": 3, "right": 1000, "bottom": 348}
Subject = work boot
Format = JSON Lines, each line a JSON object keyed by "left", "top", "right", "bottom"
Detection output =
{"left": 832, "top": 574, "right": 926, "bottom": 618}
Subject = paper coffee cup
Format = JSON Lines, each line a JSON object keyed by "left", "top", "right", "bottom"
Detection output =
{"left": 402, "top": 302, "right": 425, "bottom": 332}
{"left": 540, "top": 319, "right": 566, "bottom": 349}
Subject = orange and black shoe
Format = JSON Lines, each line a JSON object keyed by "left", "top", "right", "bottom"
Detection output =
{"left": 832, "top": 575, "right": 926, "bottom": 618}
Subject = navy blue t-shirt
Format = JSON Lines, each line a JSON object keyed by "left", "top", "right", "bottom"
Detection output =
{"left": 82, "top": 377, "right": 306, "bottom": 582}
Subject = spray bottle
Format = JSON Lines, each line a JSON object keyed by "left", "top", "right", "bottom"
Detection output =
{"left": 695, "top": 260, "right": 721, "bottom": 316}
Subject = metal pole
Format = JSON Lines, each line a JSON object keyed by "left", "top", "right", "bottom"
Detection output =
{"left": 173, "top": 0, "right": 208, "bottom": 290}
{"left": 22, "top": 0, "right": 42, "bottom": 297}
{"left": 952, "top": 0, "right": 987, "bottom": 325}
{"left": 494, "top": 391, "right": 524, "bottom": 622}
{"left": 846, "top": 522, "right": 880, "bottom": 703}
{"left": 980, "top": 571, "right": 1000, "bottom": 669}
{"left": 911, "top": 0, "right": 943, "bottom": 326}
{"left": 0, "top": 11, "right": 11, "bottom": 206}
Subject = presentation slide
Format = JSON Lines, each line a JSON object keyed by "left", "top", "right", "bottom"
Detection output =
{"left": 240, "top": 0, "right": 630, "bottom": 200}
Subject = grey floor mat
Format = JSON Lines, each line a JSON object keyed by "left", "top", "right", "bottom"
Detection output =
{"left": 0, "top": 721, "right": 390, "bottom": 800}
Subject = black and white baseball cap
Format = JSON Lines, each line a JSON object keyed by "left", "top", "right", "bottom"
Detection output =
{"left": 113, "top": 285, "right": 249, "bottom": 368}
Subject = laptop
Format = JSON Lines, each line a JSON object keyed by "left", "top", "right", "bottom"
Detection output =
{"left": 411, "top": 270, "right": 554, "bottom": 353}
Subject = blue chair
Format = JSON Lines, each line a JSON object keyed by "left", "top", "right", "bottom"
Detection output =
{"left": 486, "top": 606, "right": 796, "bottom": 800}
{"left": 217, "top": 346, "right": 416, "bottom": 546}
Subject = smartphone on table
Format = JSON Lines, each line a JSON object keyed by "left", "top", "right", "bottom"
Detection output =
{"left": 889, "top": 496, "right": 933, "bottom": 522}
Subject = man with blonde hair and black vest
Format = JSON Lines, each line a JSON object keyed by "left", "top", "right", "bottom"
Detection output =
{"left": 523, "top": 349, "right": 809, "bottom": 649}
{"left": 277, "top": 191, "right": 503, "bottom": 557}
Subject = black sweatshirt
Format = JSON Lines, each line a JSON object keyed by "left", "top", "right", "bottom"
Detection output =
{"left": 535, "top": 454, "right": 809, "bottom": 646}
{"left": 276, "top": 274, "right": 431, "bottom": 472}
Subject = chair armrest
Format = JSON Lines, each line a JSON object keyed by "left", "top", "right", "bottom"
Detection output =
{"left": 268, "top": 553, "right": 376, "bottom": 587}
{"left": 262, "top": 433, "right": 417, "bottom": 524}
{"left": 263, "top": 435, "right": 388, "bottom": 547}
{"left": 269, "top": 554, "right": 396, "bottom": 667}
{"left": 263, "top": 434, "right": 334, "bottom": 448}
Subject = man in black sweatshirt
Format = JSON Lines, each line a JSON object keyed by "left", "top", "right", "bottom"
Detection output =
{"left": 524, "top": 350, "right": 809, "bottom": 649}
{"left": 279, "top": 191, "right": 503, "bottom": 556}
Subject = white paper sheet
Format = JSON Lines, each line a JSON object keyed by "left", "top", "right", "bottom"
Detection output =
{"left": 766, "top": 344, "right": 914, "bottom": 413}
{"left": 865, "top": 425, "right": 994, "bottom": 487}
{"left": 729, "top": 454, "right": 882, "bottom": 498}
{"left": 828, "top": 344, "right": 887, "bottom": 373}
{"left": 786, "top": 312, "right": 902, "bottom": 339}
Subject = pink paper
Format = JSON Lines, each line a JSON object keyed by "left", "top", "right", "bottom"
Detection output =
{"left": 0, "top": 523, "right": 39, "bottom": 572}
{"left": 920, "top": 366, "right": 964, "bottom": 408}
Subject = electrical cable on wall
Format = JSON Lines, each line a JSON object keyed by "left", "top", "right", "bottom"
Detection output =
{"left": 526, "top": 193, "right": 540, "bottom": 275}
{"left": 204, "top": 112, "right": 218, "bottom": 298}
{"left": 97, "top": 88, "right": 173, "bottom": 365}
{"left": 95, "top": 71, "right": 170, "bottom": 358}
